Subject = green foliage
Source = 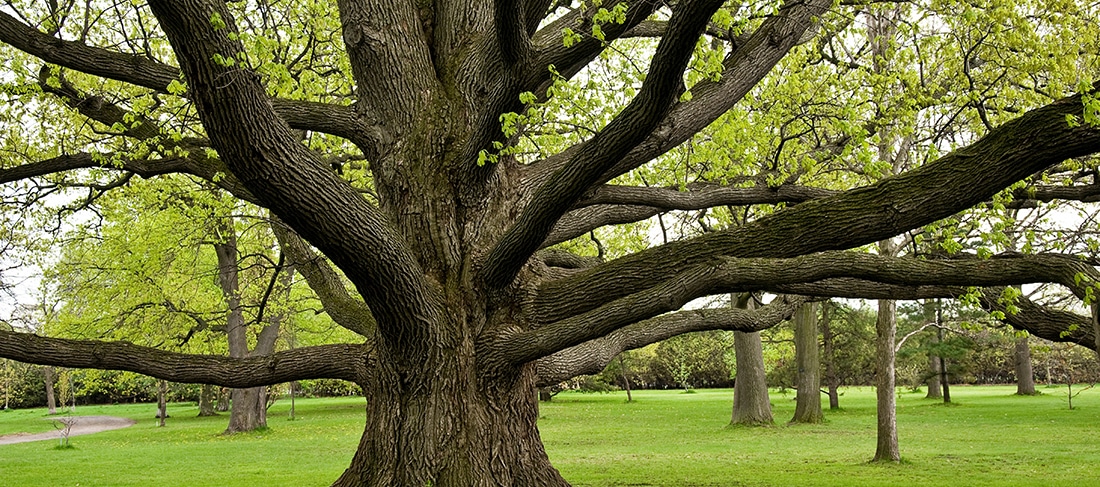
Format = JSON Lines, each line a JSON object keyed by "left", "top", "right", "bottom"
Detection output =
{"left": 5, "top": 389, "right": 1100, "bottom": 485}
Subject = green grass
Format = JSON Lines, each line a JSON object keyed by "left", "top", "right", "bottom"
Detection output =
{"left": 1, "top": 386, "right": 1098, "bottom": 486}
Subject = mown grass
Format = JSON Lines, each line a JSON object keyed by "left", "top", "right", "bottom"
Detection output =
{"left": 1, "top": 385, "right": 1098, "bottom": 486}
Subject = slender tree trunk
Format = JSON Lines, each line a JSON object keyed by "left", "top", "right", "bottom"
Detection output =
{"left": 198, "top": 383, "right": 218, "bottom": 416}
{"left": 791, "top": 302, "right": 823, "bottom": 424}
{"left": 872, "top": 299, "right": 900, "bottom": 462}
{"left": 731, "top": 293, "right": 773, "bottom": 426}
{"left": 925, "top": 339, "right": 942, "bottom": 399}
{"left": 619, "top": 355, "right": 633, "bottom": 403}
{"left": 157, "top": 379, "right": 168, "bottom": 427}
{"left": 538, "top": 387, "right": 553, "bottom": 402}
{"left": 820, "top": 301, "right": 841, "bottom": 410}
{"left": 215, "top": 221, "right": 267, "bottom": 433}
{"left": 937, "top": 311, "right": 951, "bottom": 403}
{"left": 940, "top": 358, "right": 951, "bottom": 402}
{"left": 1015, "top": 335, "right": 1037, "bottom": 395}
{"left": 289, "top": 381, "right": 297, "bottom": 420}
{"left": 44, "top": 366, "right": 57, "bottom": 415}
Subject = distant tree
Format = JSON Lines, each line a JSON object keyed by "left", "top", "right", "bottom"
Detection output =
{"left": 1015, "top": 335, "right": 1037, "bottom": 395}
{"left": 791, "top": 303, "right": 823, "bottom": 424}
{"left": 731, "top": 293, "right": 773, "bottom": 426}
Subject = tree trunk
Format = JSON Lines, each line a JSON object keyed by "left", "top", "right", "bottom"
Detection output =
{"left": 289, "top": 381, "right": 298, "bottom": 420}
{"left": 215, "top": 222, "right": 268, "bottom": 433}
{"left": 332, "top": 365, "right": 570, "bottom": 487}
{"left": 731, "top": 293, "right": 773, "bottom": 425}
{"left": 619, "top": 355, "right": 633, "bottom": 403}
{"left": 791, "top": 302, "right": 823, "bottom": 424}
{"left": 1015, "top": 335, "right": 1037, "bottom": 395}
{"left": 820, "top": 301, "right": 840, "bottom": 410}
{"left": 157, "top": 379, "right": 168, "bottom": 427}
{"left": 938, "top": 320, "right": 951, "bottom": 404}
{"left": 44, "top": 366, "right": 57, "bottom": 415}
{"left": 731, "top": 331, "right": 773, "bottom": 426}
{"left": 872, "top": 299, "right": 900, "bottom": 462}
{"left": 925, "top": 339, "right": 942, "bottom": 399}
{"left": 198, "top": 383, "right": 218, "bottom": 416}
{"left": 228, "top": 386, "right": 268, "bottom": 432}
{"left": 216, "top": 387, "right": 230, "bottom": 412}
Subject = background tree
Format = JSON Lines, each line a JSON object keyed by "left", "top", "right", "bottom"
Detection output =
{"left": 791, "top": 303, "right": 824, "bottom": 423}
{"left": 731, "top": 293, "right": 774, "bottom": 426}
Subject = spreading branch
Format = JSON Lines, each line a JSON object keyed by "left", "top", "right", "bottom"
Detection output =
{"left": 505, "top": 251, "right": 1100, "bottom": 364}
{"left": 537, "top": 87, "right": 1100, "bottom": 320}
{"left": 145, "top": 0, "right": 444, "bottom": 347}
{"left": 0, "top": 10, "right": 378, "bottom": 147}
{"left": 0, "top": 329, "right": 368, "bottom": 386}
{"left": 534, "top": 295, "right": 808, "bottom": 386}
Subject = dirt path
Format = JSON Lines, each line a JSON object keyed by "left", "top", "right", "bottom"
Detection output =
{"left": 0, "top": 416, "right": 137, "bottom": 445}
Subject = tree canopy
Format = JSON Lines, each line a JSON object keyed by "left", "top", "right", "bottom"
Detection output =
{"left": 1, "top": 0, "right": 1100, "bottom": 485}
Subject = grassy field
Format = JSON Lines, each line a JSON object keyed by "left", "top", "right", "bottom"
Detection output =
{"left": 0, "top": 385, "right": 1098, "bottom": 486}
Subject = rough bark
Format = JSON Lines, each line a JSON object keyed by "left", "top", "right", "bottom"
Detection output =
{"left": 790, "top": 303, "right": 823, "bottom": 424}
{"left": 731, "top": 293, "right": 773, "bottom": 426}
{"left": 0, "top": 0, "right": 1098, "bottom": 484}
{"left": 731, "top": 331, "right": 773, "bottom": 426}
{"left": 872, "top": 299, "right": 900, "bottom": 462}
{"left": 1015, "top": 335, "right": 1037, "bottom": 395}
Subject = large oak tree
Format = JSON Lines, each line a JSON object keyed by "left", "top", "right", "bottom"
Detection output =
{"left": 2, "top": 0, "right": 1100, "bottom": 485}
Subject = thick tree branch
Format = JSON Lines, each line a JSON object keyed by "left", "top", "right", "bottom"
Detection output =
{"left": 533, "top": 295, "right": 808, "bottom": 386}
{"left": 766, "top": 280, "right": 1098, "bottom": 350}
{"left": 146, "top": 0, "right": 444, "bottom": 349}
{"left": 577, "top": 182, "right": 838, "bottom": 209}
{"left": 0, "top": 329, "right": 369, "bottom": 386}
{"left": 0, "top": 152, "right": 259, "bottom": 204}
{"left": 336, "top": 0, "right": 436, "bottom": 136}
{"left": 506, "top": 251, "right": 1100, "bottom": 363}
{"left": 526, "top": 1, "right": 660, "bottom": 94}
{"left": 538, "top": 88, "right": 1100, "bottom": 320}
{"left": 0, "top": 11, "right": 376, "bottom": 147}
{"left": 496, "top": 0, "right": 531, "bottom": 64}
{"left": 482, "top": 0, "right": 725, "bottom": 288}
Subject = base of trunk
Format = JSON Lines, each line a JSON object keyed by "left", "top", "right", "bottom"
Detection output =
{"left": 225, "top": 386, "right": 267, "bottom": 433}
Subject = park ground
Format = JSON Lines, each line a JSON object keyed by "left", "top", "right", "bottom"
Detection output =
{"left": 0, "top": 385, "right": 1098, "bottom": 486}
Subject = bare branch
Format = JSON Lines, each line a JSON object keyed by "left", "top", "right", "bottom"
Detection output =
{"left": 0, "top": 152, "right": 259, "bottom": 204}
{"left": 0, "top": 329, "right": 369, "bottom": 386}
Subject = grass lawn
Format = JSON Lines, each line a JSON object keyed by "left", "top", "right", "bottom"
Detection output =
{"left": 0, "top": 385, "right": 1098, "bottom": 486}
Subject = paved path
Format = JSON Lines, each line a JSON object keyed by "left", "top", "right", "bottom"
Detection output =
{"left": 0, "top": 416, "right": 136, "bottom": 445}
